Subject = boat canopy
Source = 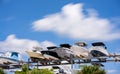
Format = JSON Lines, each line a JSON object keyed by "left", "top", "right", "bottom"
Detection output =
{"left": 60, "top": 44, "right": 71, "bottom": 48}
{"left": 92, "top": 42, "right": 105, "bottom": 46}
{"left": 47, "top": 46, "right": 57, "bottom": 50}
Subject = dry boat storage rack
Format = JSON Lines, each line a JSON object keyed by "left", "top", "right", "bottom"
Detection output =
{"left": 27, "top": 54, "right": 120, "bottom": 69}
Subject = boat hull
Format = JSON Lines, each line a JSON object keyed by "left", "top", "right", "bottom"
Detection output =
{"left": 70, "top": 46, "right": 92, "bottom": 59}
{"left": 89, "top": 46, "right": 109, "bottom": 57}
{"left": 26, "top": 51, "right": 45, "bottom": 59}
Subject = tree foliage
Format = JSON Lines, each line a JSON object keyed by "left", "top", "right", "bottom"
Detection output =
{"left": 15, "top": 64, "right": 54, "bottom": 74}
{"left": 77, "top": 65, "right": 106, "bottom": 74}
{"left": 0, "top": 68, "right": 5, "bottom": 74}
{"left": 21, "top": 64, "right": 28, "bottom": 72}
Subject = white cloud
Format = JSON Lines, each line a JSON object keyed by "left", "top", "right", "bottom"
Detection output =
{"left": 32, "top": 3, "right": 120, "bottom": 41}
{"left": 0, "top": 34, "right": 56, "bottom": 54}
{"left": 40, "top": 40, "right": 56, "bottom": 48}
{"left": 107, "top": 69, "right": 117, "bottom": 74}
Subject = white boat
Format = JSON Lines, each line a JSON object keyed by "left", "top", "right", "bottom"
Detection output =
{"left": 89, "top": 42, "right": 110, "bottom": 61}
{"left": 0, "top": 52, "right": 21, "bottom": 64}
{"left": 0, "top": 52, "right": 22, "bottom": 69}
{"left": 26, "top": 47, "right": 45, "bottom": 62}
{"left": 57, "top": 44, "right": 73, "bottom": 59}
{"left": 54, "top": 42, "right": 92, "bottom": 61}
{"left": 41, "top": 50, "right": 61, "bottom": 60}
{"left": 70, "top": 42, "right": 92, "bottom": 60}
{"left": 40, "top": 45, "right": 71, "bottom": 60}
{"left": 41, "top": 45, "right": 73, "bottom": 64}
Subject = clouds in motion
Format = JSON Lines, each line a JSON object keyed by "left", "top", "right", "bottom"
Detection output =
{"left": 0, "top": 34, "right": 55, "bottom": 54}
{"left": 32, "top": 3, "right": 120, "bottom": 41}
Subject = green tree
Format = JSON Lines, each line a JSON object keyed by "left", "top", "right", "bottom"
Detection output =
{"left": 39, "top": 68, "right": 54, "bottom": 74}
{"left": 21, "top": 64, "right": 28, "bottom": 72}
{"left": 15, "top": 64, "right": 54, "bottom": 74}
{"left": 15, "top": 64, "right": 28, "bottom": 74}
{"left": 30, "top": 68, "right": 39, "bottom": 74}
{"left": 77, "top": 65, "right": 106, "bottom": 74}
{"left": 0, "top": 68, "right": 5, "bottom": 74}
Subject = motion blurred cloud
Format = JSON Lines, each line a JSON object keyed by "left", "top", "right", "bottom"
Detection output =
{"left": 0, "top": 34, "right": 55, "bottom": 54}
{"left": 32, "top": 3, "right": 120, "bottom": 41}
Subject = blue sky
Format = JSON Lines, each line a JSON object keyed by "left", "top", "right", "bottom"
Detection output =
{"left": 0, "top": 0, "right": 120, "bottom": 74}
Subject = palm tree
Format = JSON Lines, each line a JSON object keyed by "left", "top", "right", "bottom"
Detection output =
{"left": 77, "top": 65, "right": 106, "bottom": 74}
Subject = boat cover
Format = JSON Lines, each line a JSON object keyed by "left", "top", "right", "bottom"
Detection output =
{"left": 92, "top": 42, "right": 105, "bottom": 46}
{"left": 60, "top": 44, "right": 71, "bottom": 48}
{"left": 47, "top": 46, "right": 57, "bottom": 50}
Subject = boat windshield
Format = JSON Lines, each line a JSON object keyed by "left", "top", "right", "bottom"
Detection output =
{"left": 92, "top": 42, "right": 107, "bottom": 49}
{"left": 11, "top": 52, "right": 19, "bottom": 60}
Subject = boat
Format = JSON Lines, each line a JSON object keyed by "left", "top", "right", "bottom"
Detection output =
{"left": 0, "top": 52, "right": 21, "bottom": 64}
{"left": 52, "top": 42, "right": 93, "bottom": 61}
{"left": 41, "top": 50, "right": 61, "bottom": 60}
{"left": 0, "top": 52, "right": 22, "bottom": 69}
{"left": 70, "top": 42, "right": 92, "bottom": 61}
{"left": 41, "top": 45, "right": 73, "bottom": 64}
{"left": 57, "top": 44, "right": 73, "bottom": 59}
{"left": 40, "top": 46, "right": 62, "bottom": 64}
{"left": 89, "top": 42, "right": 110, "bottom": 61}
{"left": 26, "top": 47, "right": 45, "bottom": 62}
